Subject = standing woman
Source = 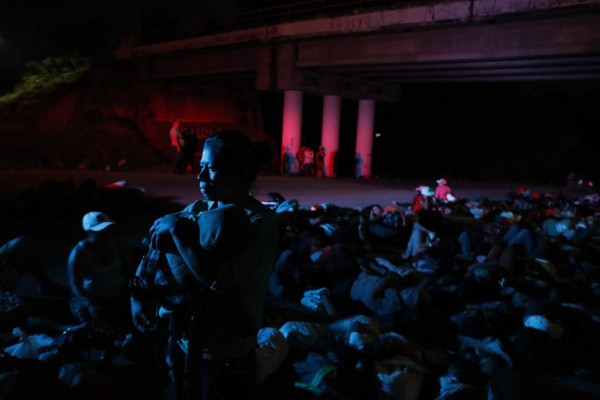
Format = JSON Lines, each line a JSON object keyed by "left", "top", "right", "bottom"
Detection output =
{"left": 147, "top": 130, "right": 278, "bottom": 400}
{"left": 170, "top": 120, "right": 185, "bottom": 174}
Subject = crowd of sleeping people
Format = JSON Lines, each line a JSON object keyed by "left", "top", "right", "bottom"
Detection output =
{"left": 264, "top": 181, "right": 600, "bottom": 399}
{"left": 2, "top": 176, "right": 600, "bottom": 400}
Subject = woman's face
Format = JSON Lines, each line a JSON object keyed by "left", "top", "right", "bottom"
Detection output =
{"left": 370, "top": 205, "right": 384, "bottom": 220}
{"left": 197, "top": 145, "right": 242, "bottom": 202}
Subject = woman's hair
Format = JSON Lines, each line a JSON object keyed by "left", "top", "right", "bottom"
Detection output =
{"left": 361, "top": 204, "right": 383, "bottom": 216}
{"left": 204, "top": 130, "right": 272, "bottom": 187}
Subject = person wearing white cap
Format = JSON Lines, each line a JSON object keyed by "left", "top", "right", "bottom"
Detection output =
{"left": 434, "top": 178, "right": 454, "bottom": 203}
{"left": 410, "top": 185, "right": 435, "bottom": 213}
{"left": 67, "top": 211, "right": 133, "bottom": 331}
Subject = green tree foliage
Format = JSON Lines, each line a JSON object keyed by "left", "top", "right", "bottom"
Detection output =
{"left": 0, "top": 55, "right": 91, "bottom": 103}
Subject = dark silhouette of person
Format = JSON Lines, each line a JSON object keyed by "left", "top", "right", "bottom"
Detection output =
{"left": 144, "top": 130, "right": 278, "bottom": 400}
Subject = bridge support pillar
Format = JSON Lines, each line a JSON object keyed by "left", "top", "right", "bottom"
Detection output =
{"left": 321, "top": 95, "right": 341, "bottom": 177}
{"left": 281, "top": 90, "right": 303, "bottom": 175}
{"left": 355, "top": 99, "right": 375, "bottom": 178}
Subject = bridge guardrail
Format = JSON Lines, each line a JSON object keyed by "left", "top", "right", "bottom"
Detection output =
{"left": 137, "top": 0, "right": 423, "bottom": 44}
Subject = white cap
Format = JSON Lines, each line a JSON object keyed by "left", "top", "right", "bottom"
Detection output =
{"left": 419, "top": 186, "right": 434, "bottom": 197}
{"left": 82, "top": 211, "right": 115, "bottom": 232}
{"left": 523, "top": 314, "right": 564, "bottom": 339}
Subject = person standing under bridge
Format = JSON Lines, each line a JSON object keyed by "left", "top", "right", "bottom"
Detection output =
{"left": 170, "top": 120, "right": 185, "bottom": 174}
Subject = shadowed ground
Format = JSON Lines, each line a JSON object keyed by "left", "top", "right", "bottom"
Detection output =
{"left": 4, "top": 169, "right": 599, "bottom": 400}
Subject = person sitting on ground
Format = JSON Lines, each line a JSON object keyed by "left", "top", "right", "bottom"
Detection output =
{"left": 0, "top": 236, "right": 74, "bottom": 334}
{"left": 435, "top": 178, "right": 455, "bottom": 203}
{"left": 402, "top": 220, "right": 438, "bottom": 261}
{"left": 344, "top": 203, "right": 407, "bottom": 256}
{"left": 1, "top": 236, "right": 63, "bottom": 297}
{"left": 268, "top": 224, "right": 360, "bottom": 321}
{"left": 411, "top": 186, "right": 436, "bottom": 213}
{"left": 67, "top": 211, "right": 134, "bottom": 332}
{"left": 358, "top": 204, "right": 385, "bottom": 243}
{"left": 411, "top": 185, "right": 445, "bottom": 229}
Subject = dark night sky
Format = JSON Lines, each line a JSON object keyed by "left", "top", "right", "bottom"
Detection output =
{"left": 2, "top": 2, "right": 599, "bottom": 183}
{"left": 0, "top": 1, "right": 137, "bottom": 91}
{"left": 0, "top": 1, "right": 247, "bottom": 91}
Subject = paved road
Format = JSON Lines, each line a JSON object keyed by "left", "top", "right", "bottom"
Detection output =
{"left": 0, "top": 169, "right": 563, "bottom": 209}
{"left": 0, "top": 168, "right": 565, "bottom": 290}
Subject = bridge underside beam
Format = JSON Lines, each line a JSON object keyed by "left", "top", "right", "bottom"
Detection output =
{"left": 140, "top": 43, "right": 400, "bottom": 100}
{"left": 255, "top": 43, "right": 399, "bottom": 101}
{"left": 132, "top": 10, "right": 600, "bottom": 90}
{"left": 295, "top": 13, "right": 600, "bottom": 82}
{"left": 319, "top": 53, "right": 600, "bottom": 82}
{"left": 258, "top": 65, "right": 400, "bottom": 101}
